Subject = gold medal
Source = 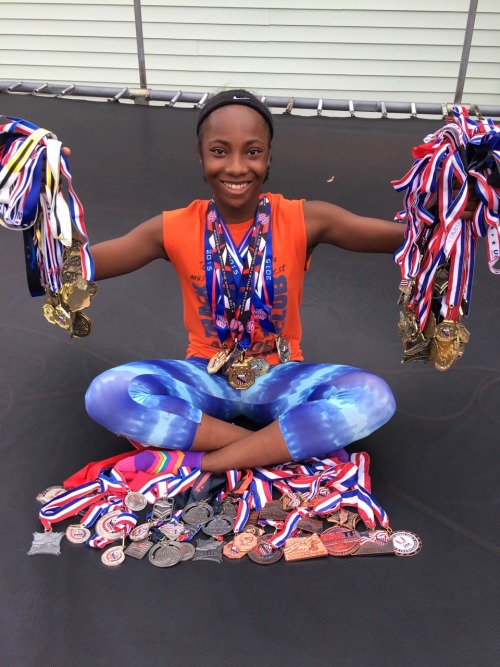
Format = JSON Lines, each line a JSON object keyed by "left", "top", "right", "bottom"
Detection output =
{"left": 71, "top": 311, "right": 92, "bottom": 338}
{"left": 207, "top": 347, "right": 230, "bottom": 374}
{"left": 227, "top": 355, "right": 256, "bottom": 390}
{"left": 247, "top": 356, "right": 270, "bottom": 377}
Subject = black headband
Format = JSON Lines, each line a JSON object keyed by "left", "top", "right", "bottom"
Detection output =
{"left": 196, "top": 90, "right": 274, "bottom": 139}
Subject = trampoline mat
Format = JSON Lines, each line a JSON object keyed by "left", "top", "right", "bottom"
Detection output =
{"left": 0, "top": 95, "right": 499, "bottom": 667}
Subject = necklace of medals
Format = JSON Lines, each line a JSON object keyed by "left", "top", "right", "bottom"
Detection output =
{"left": 205, "top": 196, "right": 287, "bottom": 388}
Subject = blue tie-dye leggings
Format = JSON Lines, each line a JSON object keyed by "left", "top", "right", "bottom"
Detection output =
{"left": 85, "top": 357, "right": 396, "bottom": 461}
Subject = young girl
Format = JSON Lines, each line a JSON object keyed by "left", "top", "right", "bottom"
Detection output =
{"left": 85, "top": 89, "right": 407, "bottom": 473}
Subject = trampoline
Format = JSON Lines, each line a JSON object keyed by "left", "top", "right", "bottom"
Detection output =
{"left": 1, "top": 94, "right": 499, "bottom": 667}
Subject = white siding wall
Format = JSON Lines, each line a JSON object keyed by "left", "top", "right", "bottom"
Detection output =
{"left": 0, "top": 0, "right": 499, "bottom": 106}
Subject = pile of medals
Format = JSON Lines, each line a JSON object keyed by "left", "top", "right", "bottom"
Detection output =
{"left": 30, "top": 452, "right": 422, "bottom": 566}
{"left": 0, "top": 115, "right": 96, "bottom": 337}
{"left": 393, "top": 106, "right": 500, "bottom": 370}
{"left": 207, "top": 335, "right": 291, "bottom": 390}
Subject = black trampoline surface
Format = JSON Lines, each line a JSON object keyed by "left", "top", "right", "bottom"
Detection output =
{"left": 1, "top": 95, "right": 499, "bottom": 667}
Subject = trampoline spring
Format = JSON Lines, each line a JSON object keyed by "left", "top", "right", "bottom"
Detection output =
{"left": 108, "top": 87, "right": 129, "bottom": 103}
{"left": 380, "top": 101, "right": 388, "bottom": 119}
{"left": 168, "top": 90, "right": 182, "bottom": 107}
{"left": 348, "top": 100, "right": 355, "bottom": 117}
{"left": 32, "top": 83, "right": 49, "bottom": 95}
{"left": 6, "top": 81, "right": 23, "bottom": 93}
{"left": 284, "top": 97, "right": 295, "bottom": 114}
{"left": 317, "top": 99, "right": 323, "bottom": 116}
{"left": 56, "top": 84, "right": 76, "bottom": 98}
{"left": 410, "top": 102, "right": 417, "bottom": 119}
{"left": 195, "top": 92, "right": 209, "bottom": 109}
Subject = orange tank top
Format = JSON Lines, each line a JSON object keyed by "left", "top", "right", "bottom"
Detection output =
{"left": 163, "top": 193, "right": 309, "bottom": 365}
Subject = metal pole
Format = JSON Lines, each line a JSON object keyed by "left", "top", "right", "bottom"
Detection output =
{"left": 133, "top": 0, "right": 148, "bottom": 91}
{"left": 454, "top": 0, "right": 478, "bottom": 104}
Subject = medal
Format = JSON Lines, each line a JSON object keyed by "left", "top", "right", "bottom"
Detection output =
{"left": 296, "top": 517, "right": 323, "bottom": 535}
{"left": 71, "top": 311, "right": 92, "bottom": 338}
{"left": 124, "top": 539, "right": 154, "bottom": 559}
{"left": 202, "top": 515, "right": 234, "bottom": 537}
{"left": 36, "top": 485, "right": 66, "bottom": 504}
{"left": 192, "top": 539, "right": 224, "bottom": 563}
{"left": 181, "top": 501, "right": 214, "bottom": 526}
{"left": 129, "top": 522, "right": 152, "bottom": 542}
{"left": 392, "top": 530, "right": 423, "bottom": 557}
{"left": 124, "top": 491, "right": 148, "bottom": 512}
{"left": 247, "top": 535, "right": 283, "bottom": 565}
{"left": 159, "top": 522, "right": 186, "bottom": 541}
{"left": 223, "top": 540, "right": 247, "bottom": 560}
{"left": 320, "top": 527, "right": 361, "bottom": 556}
{"left": 351, "top": 530, "right": 395, "bottom": 556}
{"left": 101, "top": 545, "right": 125, "bottom": 567}
{"left": 232, "top": 532, "right": 258, "bottom": 553}
{"left": 227, "top": 356, "right": 256, "bottom": 390}
{"left": 247, "top": 356, "right": 270, "bottom": 377}
{"left": 283, "top": 534, "right": 329, "bottom": 562}
{"left": 207, "top": 347, "right": 230, "bottom": 374}
{"left": 326, "top": 509, "right": 362, "bottom": 531}
{"left": 151, "top": 497, "right": 175, "bottom": 522}
{"left": 27, "top": 531, "right": 64, "bottom": 556}
{"left": 148, "top": 542, "right": 183, "bottom": 568}
{"left": 179, "top": 542, "right": 196, "bottom": 562}
{"left": 276, "top": 335, "right": 291, "bottom": 363}
{"left": 96, "top": 510, "right": 125, "bottom": 541}
{"left": 65, "top": 525, "right": 91, "bottom": 544}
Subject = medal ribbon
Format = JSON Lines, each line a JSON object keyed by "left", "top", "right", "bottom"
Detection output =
{"left": 205, "top": 195, "right": 274, "bottom": 349}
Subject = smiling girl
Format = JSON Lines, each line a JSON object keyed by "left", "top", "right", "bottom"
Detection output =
{"left": 85, "top": 89, "right": 407, "bottom": 473}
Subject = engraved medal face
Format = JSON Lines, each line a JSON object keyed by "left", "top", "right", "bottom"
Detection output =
{"left": 179, "top": 542, "right": 196, "bottom": 561}
{"left": 352, "top": 530, "right": 395, "bottom": 556}
{"left": 320, "top": 527, "right": 361, "bottom": 556}
{"left": 124, "top": 491, "right": 148, "bottom": 512}
{"left": 158, "top": 522, "right": 185, "bottom": 540}
{"left": 223, "top": 540, "right": 247, "bottom": 560}
{"left": 220, "top": 501, "right": 238, "bottom": 518}
{"left": 36, "top": 485, "right": 66, "bottom": 504}
{"left": 148, "top": 542, "right": 183, "bottom": 568}
{"left": 227, "top": 363, "right": 255, "bottom": 390}
{"left": 124, "top": 539, "right": 154, "bottom": 560}
{"left": 283, "top": 534, "right": 329, "bottom": 562}
{"left": 65, "top": 525, "right": 91, "bottom": 544}
{"left": 202, "top": 515, "right": 234, "bottom": 536}
{"left": 258, "top": 500, "right": 288, "bottom": 522}
{"left": 392, "top": 531, "right": 423, "bottom": 557}
{"left": 71, "top": 311, "right": 92, "bottom": 338}
{"left": 276, "top": 336, "right": 291, "bottom": 363}
{"left": 96, "top": 510, "right": 125, "bottom": 541}
{"left": 207, "top": 348, "right": 230, "bottom": 374}
{"left": 247, "top": 535, "right": 283, "bottom": 565}
{"left": 27, "top": 531, "right": 65, "bottom": 556}
{"left": 101, "top": 545, "right": 125, "bottom": 567}
{"left": 181, "top": 502, "right": 214, "bottom": 526}
{"left": 129, "top": 523, "right": 152, "bottom": 542}
{"left": 326, "top": 509, "right": 362, "bottom": 531}
{"left": 192, "top": 539, "right": 224, "bottom": 563}
{"left": 152, "top": 497, "right": 175, "bottom": 522}
{"left": 247, "top": 357, "right": 270, "bottom": 377}
{"left": 233, "top": 532, "right": 258, "bottom": 553}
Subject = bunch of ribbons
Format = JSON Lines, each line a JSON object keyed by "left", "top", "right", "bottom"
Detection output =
{"left": 0, "top": 115, "right": 95, "bottom": 336}
{"left": 32, "top": 446, "right": 401, "bottom": 564}
{"left": 392, "top": 105, "right": 500, "bottom": 370}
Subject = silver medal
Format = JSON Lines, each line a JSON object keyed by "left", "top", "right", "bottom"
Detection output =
{"left": 124, "top": 491, "right": 148, "bottom": 512}
{"left": 148, "top": 542, "right": 183, "bottom": 568}
{"left": 181, "top": 502, "right": 214, "bottom": 526}
{"left": 27, "top": 531, "right": 65, "bottom": 556}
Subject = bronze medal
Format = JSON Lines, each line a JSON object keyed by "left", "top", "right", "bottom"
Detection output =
{"left": 283, "top": 533, "right": 329, "bottom": 562}
{"left": 320, "top": 527, "right": 361, "bottom": 556}
{"left": 247, "top": 535, "right": 283, "bottom": 565}
{"left": 223, "top": 540, "right": 247, "bottom": 560}
{"left": 258, "top": 500, "right": 289, "bottom": 522}
{"left": 207, "top": 347, "right": 230, "bottom": 374}
{"left": 326, "top": 508, "right": 362, "bottom": 531}
{"left": 233, "top": 532, "right": 258, "bottom": 553}
{"left": 351, "top": 530, "right": 395, "bottom": 556}
{"left": 296, "top": 517, "right": 323, "bottom": 535}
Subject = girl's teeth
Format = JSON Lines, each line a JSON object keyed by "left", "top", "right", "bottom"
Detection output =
{"left": 225, "top": 182, "right": 246, "bottom": 190}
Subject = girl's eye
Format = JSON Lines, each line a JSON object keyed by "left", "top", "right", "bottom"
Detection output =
{"left": 210, "top": 148, "right": 225, "bottom": 155}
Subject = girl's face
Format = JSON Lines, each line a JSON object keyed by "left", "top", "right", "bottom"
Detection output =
{"left": 198, "top": 105, "right": 272, "bottom": 223}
